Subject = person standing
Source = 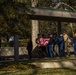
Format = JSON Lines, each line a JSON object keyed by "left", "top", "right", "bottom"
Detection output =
{"left": 36, "top": 34, "right": 41, "bottom": 58}
{"left": 9, "top": 36, "right": 14, "bottom": 47}
{"left": 36, "top": 34, "right": 41, "bottom": 45}
{"left": 73, "top": 32, "right": 76, "bottom": 56}
{"left": 45, "top": 34, "right": 50, "bottom": 57}
{"left": 49, "top": 34, "right": 54, "bottom": 58}
{"left": 57, "top": 33, "right": 65, "bottom": 57}
{"left": 39, "top": 34, "right": 47, "bottom": 57}
{"left": 67, "top": 37, "right": 72, "bottom": 56}
{"left": 27, "top": 38, "right": 33, "bottom": 59}
{"left": 63, "top": 32, "right": 68, "bottom": 51}
{"left": 53, "top": 34, "right": 58, "bottom": 57}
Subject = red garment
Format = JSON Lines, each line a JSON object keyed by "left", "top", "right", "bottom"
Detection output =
{"left": 38, "top": 38, "right": 50, "bottom": 47}
{"left": 44, "top": 38, "right": 50, "bottom": 46}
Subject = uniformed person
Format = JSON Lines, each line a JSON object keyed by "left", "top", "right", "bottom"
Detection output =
{"left": 57, "top": 33, "right": 65, "bottom": 57}
{"left": 49, "top": 34, "right": 54, "bottom": 58}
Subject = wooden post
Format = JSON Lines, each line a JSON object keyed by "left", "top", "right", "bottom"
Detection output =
{"left": 14, "top": 17, "right": 19, "bottom": 61}
{"left": 0, "top": 37, "right": 1, "bottom": 48}
{"left": 14, "top": 34, "right": 19, "bottom": 61}
{"left": 58, "top": 21, "right": 61, "bottom": 36}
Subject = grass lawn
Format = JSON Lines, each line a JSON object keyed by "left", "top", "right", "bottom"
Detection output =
{"left": 0, "top": 68, "right": 76, "bottom": 75}
{"left": 0, "top": 57, "right": 76, "bottom": 75}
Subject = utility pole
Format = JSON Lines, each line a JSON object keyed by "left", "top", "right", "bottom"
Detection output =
{"left": 31, "top": 0, "right": 39, "bottom": 49}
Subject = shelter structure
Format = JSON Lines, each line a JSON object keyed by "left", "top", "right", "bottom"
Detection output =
{"left": 27, "top": 2, "right": 76, "bottom": 36}
{"left": 14, "top": 2, "right": 76, "bottom": 61}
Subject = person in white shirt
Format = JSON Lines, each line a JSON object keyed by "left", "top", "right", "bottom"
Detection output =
{"left": 9, "top": 36, "right": 14, "bottom": 46}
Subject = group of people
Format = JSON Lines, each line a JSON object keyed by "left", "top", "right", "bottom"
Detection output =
{"left": 27, "top": 32, "right": 76, "bottom": 59}
{"left": 36, "top": 32, "right": 76, "bottom": 58}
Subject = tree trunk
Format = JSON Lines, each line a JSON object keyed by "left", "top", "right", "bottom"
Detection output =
{"left": 31, "top": 0, "right": 39, "bottom": 49}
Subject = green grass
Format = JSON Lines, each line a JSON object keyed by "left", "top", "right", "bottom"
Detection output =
{"left": 0, "top": 68, "right": 76, "bottom": 75}
{"left": 24, "top": 56, "right": 76, "bottom": 63}
{"left": 0, "top": 57, "right": 76, "bottom": 75}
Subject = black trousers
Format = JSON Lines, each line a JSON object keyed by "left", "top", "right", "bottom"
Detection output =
{"left": 28, "top": 50, "right": 32, "bottom": 59}
{"left": 40, "top": 46, "right": 47, "bottom": 57}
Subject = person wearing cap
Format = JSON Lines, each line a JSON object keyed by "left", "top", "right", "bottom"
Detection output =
{"left": 57, "top": 33, "right": 65, "bottom": 57}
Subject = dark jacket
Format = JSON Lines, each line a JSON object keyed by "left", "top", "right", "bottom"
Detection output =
{"left": 36, "top": 38, "right": 39, "bottom": 44}
{"left": 57, "top": 36, "right": 64, "bottom": 44}
{"left": 27, "top": 40, "right": 33, "bottom": 51}
{"left": 53, "top": 36, "right": 57, "bottom": 44}
{"left": 49, "top": 37, "right": 53, "bottom": 45}
{"left": 73, "top": 36, "right": 76, "bottom": 43}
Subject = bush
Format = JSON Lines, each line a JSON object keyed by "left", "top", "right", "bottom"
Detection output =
{"left": 1, "top": 39, "right": 28, "bottom": 47}
{"left": 19, "top": 39, "right": 28, "bottom": 47}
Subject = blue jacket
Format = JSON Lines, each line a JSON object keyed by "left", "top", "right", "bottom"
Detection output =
{"left": 73, "top": 36, "right": 76, "bottom": 43}
{"left": 57, "top": 36, "right": 64, "bottom": 44}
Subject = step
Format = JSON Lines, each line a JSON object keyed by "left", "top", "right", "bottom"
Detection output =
{"left": 30, "top": 61, "right": 76, "bottom": 68}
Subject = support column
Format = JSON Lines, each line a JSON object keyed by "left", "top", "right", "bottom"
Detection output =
{"left": 58, "top": 21, "right": 61, "bottom": 36}
{"left": 14, "top": 34, "right": 19, "bottom": 61}
{"left": 0, "top": 37, "right": 1, "bottom": 48}
{"left": 32, "top": 20, "right": 39, "bottom": 49}
{"left": 31, "top": 0, "right": 39, "bottom": 49}
{"left": 0, "top": 36, "right": 1, "bottom": 59}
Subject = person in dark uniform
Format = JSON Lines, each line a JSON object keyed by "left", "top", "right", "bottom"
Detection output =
{"left": 46, "top": 34, "right": 50, "bottom": 57}
{"left": 49, "top": 34, "right": 54, "bottom": 58}
{"left": 27, "top": 38, "right": 33, "bottom": 59}
{"left": 73, "top": 32, "right": 76, "bottom": 56}
{"left": 57, "top": 33, "right": 65, "bottom": 57}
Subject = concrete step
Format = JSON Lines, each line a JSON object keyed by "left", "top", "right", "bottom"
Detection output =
{"left": 30, "top": 60, "right": 76, "bottom": 68}
{"left": 28, "top": 56, "right": 76, "bottom": 69}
